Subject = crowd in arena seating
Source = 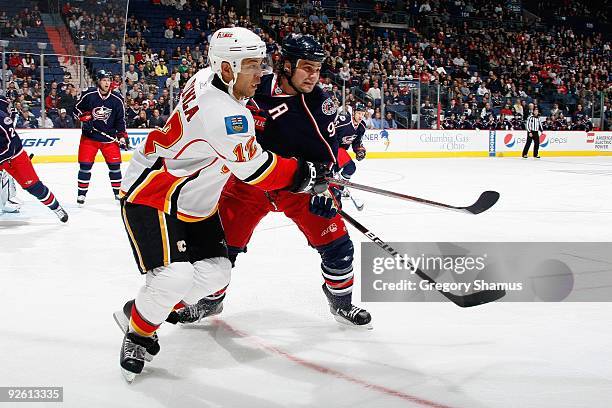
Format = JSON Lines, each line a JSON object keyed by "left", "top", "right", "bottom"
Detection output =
{"left": 61, "top": 1, "right": 127, "bottom": 50}
{"left": 1, "top": 0, "right": 610, "bottom": 130}
{"left": 0, "top": 6, "right": 42, "bottom": 39}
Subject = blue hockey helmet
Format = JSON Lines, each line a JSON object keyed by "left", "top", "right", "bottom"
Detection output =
{"left": 96, "top": 69, "right": 112, "bottom": 81}
{"left": 281, "top": 34, "right": 325, "bottom": 65}
{"left": 354, "top": 102, "right": 366, "bottom": 112}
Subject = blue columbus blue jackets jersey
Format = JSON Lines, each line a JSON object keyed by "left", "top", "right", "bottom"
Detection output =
{"left": 0, "top": 110, "right": 23, "bottom": 165}
{"left": 334, "top": 113, "right": 366, "bottom": 151}
{"left": 250, "top": 74, "right": 338, "bottom": 163}
{"left": 73, "top": 87, "right": 127, "bottom": 143}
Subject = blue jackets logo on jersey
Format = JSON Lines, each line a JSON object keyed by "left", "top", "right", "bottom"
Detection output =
{"left": 321, "top": 97, "right": 337, "bottom": 115}
{"left": 225, "top": 115, "right": 248, "bottom": 134}
{"left": 92, "top": 106, "right": 113, "bottom": 123}
{"left": 4, "top": 117, "right": 11, "bottom": 125}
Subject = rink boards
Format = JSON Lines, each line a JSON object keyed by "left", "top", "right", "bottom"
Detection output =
{"left": 15, "top": 128, "right": 612, "bottom": 163}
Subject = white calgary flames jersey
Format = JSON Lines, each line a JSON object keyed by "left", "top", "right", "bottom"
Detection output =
{"left": 121, "top": 68, "right": 293, "bottom": 222}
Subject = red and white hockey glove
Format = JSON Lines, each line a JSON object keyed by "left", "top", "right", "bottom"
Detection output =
{"left": 117, "top": 131, "right": 130, "bottom": 150}
{"left": 246, "top": 104, "right": 269, "bottom": 133}
{"left": 78, "top": 111, "right": 93, "bottom": 122}
{"left": 354, "top": 145, "right": 366, "bottom": 161}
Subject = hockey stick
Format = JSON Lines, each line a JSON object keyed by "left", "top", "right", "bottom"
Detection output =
{"left": 344, "top": 188, "right": 364, "bottom": 211}
{"left": 328, "top": 178, "right": 499, "bottom": 215}
{"left": 91, "top": 125, "right": 134, "bottom": 151}
{"left": 349, "top": 193, "right": 364, "bottom": 211}
{"left": 339, "top": 209, "right": 506, "bottom": 307}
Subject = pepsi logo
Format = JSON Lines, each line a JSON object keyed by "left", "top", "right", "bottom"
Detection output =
{"left": 539, "top": 133, "right": 549, "bottom": 148}
{"left": 504, "top": 133, "right": 515, "bottom": 148}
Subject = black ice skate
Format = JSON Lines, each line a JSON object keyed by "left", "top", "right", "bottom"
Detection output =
{"left": 329, "top": 305, "right": 372, "bottom": 329}
{"left": 113, "top": 300, "right": 159, "bottom": 362}
{"left": 322, "top": 284, "right": 372, "bottom": 329}
{"left": 166, "top": 296, "right": 224, "bottom": 324}
{"left": 53, "top": 206, "right": 68, "bottom": 223}
{"left": 120, "top": 331, "right": 156, "bottom": 383}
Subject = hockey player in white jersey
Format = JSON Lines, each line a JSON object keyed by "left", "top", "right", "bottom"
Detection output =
{"left": 114, "top": 27, "right": 331, "bottom": 382}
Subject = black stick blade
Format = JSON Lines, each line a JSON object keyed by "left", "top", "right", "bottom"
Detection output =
{"left": 464, "top": 191, "right": 500, "bottom": 214}
{"left": 445, "top": 289, "right": 507, "bottom": 307}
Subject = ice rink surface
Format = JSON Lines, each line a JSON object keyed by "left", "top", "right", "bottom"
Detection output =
{"left": 2, "top": 156, "right": 612, "bottom": 408}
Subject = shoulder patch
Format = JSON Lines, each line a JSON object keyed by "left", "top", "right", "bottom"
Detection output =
{"left": 4, "top": 117, "right": 12, "bottom": 125}
{"left": 224, "top": 115, "right": 248, "bottom": 134}
{"left": 321, "top": 97, "right": 337, "bottom": 116}
{"left": 338, "top": 114, "right": 347, "bottom": 122}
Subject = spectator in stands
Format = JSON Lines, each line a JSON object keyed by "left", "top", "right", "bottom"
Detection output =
{"left": 174, "top": 22, "right": 185, "bottom": 38}
{"left": 45, "top": 88, "right": 59, "bottom": 118}
{"left": 477, "top": 83, "right": 489, "bottom": 97}
{"left": 512, "top": 99, "right": 524, "bottom": 117}
{"left": 143, "top": 60, "right": 156, "bottom": 80}
{"left": 13, "top": 23, "right": 28, "bottom": 38}
{"left": 367, "top": 82, "right": 382, "bottom": 104}
{"left": 148, "top": 109, "right": 165, "bottom": 128}
{"left": 38, "top": 112, "right": 54, "bottom": 128}
{"left": 132, "top": 110, "right": 148, "bottom": 128}
{"left": 178, "top": 58, "right": 189, "bottom": 74}
{"left": 58, "top": 85, "right": 77, "bottom": 114}
{"left": 371, "top": 111, "right": 383, "bottom": 129}
{"left": 164, "top": 25, "right": 174, "bottom": 39}
{"left": 16, "top": 105, "right": 37, "bottom": 128}
{"left": 550, "top": 103, "right": 561, "bottom": 118}
{"left": 53, "top": 108, "right": 75, "bottom": 128}
{"left": 126, "top": 64, "right": 139, "bottom": 83}
{"left": 157, "top": 95, "right": 170, "bottom": 118}
{"left": 480, "top": 102, "right": 494, "bottom": 119}
{"left": 155, "top": 60, "right": 169, "bottom": 77}
{"left": 500, "top": 103, "right": 513, "bottom": 116}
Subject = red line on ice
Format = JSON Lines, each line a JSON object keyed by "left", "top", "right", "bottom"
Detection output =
{"left": 214, "top": 319, "right": 455, "bottom": 408}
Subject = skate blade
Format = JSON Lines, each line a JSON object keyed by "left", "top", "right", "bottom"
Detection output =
{"left": 332, "top": 315, "right": 373, "bottom": 330}
{"left": 121, "top": 368, "right": 137, "bottom": 383}
{"left": 2, "top": 208, "right": 20, "bottom": 213}
{"left": 113, "top": 311, "right": 154, "bottom": 362}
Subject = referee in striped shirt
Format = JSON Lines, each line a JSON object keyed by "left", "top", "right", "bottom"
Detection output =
{"left": 522, "top": 108, "right": 543, "bottom": 159}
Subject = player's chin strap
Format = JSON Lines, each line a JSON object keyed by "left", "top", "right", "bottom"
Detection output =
{"left": 282, "top": 59, "right": 303, "bottom": 95}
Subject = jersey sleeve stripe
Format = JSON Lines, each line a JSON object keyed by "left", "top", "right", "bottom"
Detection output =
{"left": 243, "top": 151, "right": 277, "bottom": 185}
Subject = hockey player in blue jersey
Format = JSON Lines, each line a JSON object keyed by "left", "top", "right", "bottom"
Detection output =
{"left": 73, "top": 69, "right": 128, "bottom": 205}
{"left": 179, "top": 34, "right": 372, "bottom": 328}
{"left": 0, "top": 96, "right": 68, "bottom": 222}
{"left": 334, "top": 102, "right": 367, "bottom": 208}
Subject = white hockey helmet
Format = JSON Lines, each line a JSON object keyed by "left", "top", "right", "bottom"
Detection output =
{"left": 208, "top": 27, "right": 266, "bottom": 91}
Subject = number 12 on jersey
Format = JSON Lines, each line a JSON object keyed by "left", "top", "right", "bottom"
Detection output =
{"left": 221, "top": 136, "right": 258, "bottom": 173}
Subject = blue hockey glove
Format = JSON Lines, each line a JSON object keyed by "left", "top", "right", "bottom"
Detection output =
{"left": 309, "top": 191, "right": 340, "bottom": 219}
